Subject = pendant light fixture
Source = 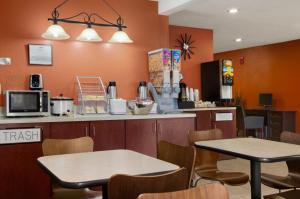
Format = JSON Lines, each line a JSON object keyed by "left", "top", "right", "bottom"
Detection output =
{"left": 108, "top": 17, "right": 133, "bottom": 43}
{"left": 42, "top": 24, "right": 70, "bottom": 40}
{"left": 76, "top": 25, "right": 103, "bottom": 42}
{"left": 42, "top": 0, "right": 133, "bottom": 43}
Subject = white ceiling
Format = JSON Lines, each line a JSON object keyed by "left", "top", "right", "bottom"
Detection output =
{"left": 161, "top": 0, "right": 300, "bottom": 53}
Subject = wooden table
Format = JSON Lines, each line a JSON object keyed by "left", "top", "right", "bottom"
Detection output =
{"left": 195, "top": 138, "right": 300, "bottom": 199}
{"left": 37, "top": 150, "right": 179, "bottom": 199}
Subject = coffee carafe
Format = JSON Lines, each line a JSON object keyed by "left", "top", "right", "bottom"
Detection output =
{"left": 179, "top": 82, "right": 188, "bottom": 101}
{"left": 107, "top": 81, "right": 117, "bottom": 99}
{"left": 138, "top": 81, "right": 148, "bottom": 100}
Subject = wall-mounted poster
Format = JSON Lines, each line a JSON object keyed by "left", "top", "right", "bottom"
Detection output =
{"left": 28, "top": 44, "right": 52, "bottom": 65}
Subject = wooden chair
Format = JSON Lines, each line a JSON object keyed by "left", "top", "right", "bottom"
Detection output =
{"left": 137, "top": 183, "right": 229, "bottom": 199}
{"left": 108, "top": 168, "right": 189, "bottom": 199}
{"left": 188, "top": 129, "right": 249, "bottom": 186}
{"left": 42, "top": 137, "right": 102, "bottom": 199}
{"left": 261, "top": 131, "right": 300, "bottom": 191}
{"left": 157, "top": 140, "right": 196, "bottom": 187}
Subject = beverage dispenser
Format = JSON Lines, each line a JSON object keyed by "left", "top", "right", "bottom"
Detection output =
{"left": 201, "top": 59, "right": 234, "bottom": 105}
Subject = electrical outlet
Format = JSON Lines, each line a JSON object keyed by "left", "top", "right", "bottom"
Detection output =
{"left": 0, "top": 58, "right": 11, "bottom": 65}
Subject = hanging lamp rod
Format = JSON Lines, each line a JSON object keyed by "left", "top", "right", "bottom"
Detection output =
{"left": 48, "top": 0, "right": 127, "bottom": 29}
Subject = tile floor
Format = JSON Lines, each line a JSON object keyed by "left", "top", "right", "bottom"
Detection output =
{"left": 197, "top": 158, "right": 288, "bottom": 199}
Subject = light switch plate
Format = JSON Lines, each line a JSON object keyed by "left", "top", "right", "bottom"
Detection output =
{"left": 0, "top": 58, "right": 11, "bottom": 65}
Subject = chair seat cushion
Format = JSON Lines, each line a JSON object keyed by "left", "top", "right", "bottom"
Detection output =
{"left": 261, "top": 173, "right": 300, "bottom": 190}
{"left": 264, "top": 190, "right": 300, "bottom": 199}
{"left": 52, "top": 188, "right": 102, "bottom": 199}
{"left": 195, "top": 169, "right": 249, "bottom": 186}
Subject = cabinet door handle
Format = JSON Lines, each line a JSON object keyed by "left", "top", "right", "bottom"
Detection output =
{"left": 157, "top": 123, "right": 161, "bottom": 136}
{"left": 85, "top": 126, "right": 88, "bottom": 137}
{"left": 93, "top": 126, "right": 96, "bottom": 138}
{"left": 152, "top": 122, "right": 156, "bottom": 133}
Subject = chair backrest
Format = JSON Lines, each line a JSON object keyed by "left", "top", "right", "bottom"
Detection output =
{"left": 108, "top": 168, "right": 189, "bottom": 199}
{"left": 137, "top": 183, "right": 229, "bottom": 199}
{"left": 188, "top": 129, "right": 223, "bottom": 170}
{"left": 42, "top": 136, "right": 94, "bottom": 156}
{"left": 236, "top": 105, "right": 246, "bottom": 129}
{"left": 280, "top": 131, "right": 300, "bottom": 175}
{"left": 157, "top": 140, "right": 196, "bottom": 187}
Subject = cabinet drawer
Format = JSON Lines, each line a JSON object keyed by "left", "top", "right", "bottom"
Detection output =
{"left": 269, "top": 118, "right": 282, "bottom": 125}
{"left": 270, "top": 112, "right": 283, "bottom": 119}
{"left": 270, "top": 128, "right": 282, "bottom": 139}
{"left": 270, "top": 122, "right": 282, "bottom": 130}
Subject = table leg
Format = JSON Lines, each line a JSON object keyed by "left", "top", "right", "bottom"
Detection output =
{"left": 250, "top": 160, "right": 261, "bottom": 199}
{"left": 102, "top": 184, "right": 108, "bottom": 199}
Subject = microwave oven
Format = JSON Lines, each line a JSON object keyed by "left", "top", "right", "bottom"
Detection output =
{"left": 4, "top": 90, "right": 50, "bottom": 117}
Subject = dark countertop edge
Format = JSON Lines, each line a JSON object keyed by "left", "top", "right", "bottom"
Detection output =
{"left": 194, "top": 143, "right": 300, "bottom": 163}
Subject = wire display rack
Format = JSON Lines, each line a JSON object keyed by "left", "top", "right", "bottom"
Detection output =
{"left": 76, "top": 76, "right": 108, "bottom": 115}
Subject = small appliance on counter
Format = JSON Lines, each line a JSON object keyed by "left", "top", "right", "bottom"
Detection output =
{"left": 4, "top": 90, "right": 50, "bottom": 117}
{"left": 50, "top": 94, "right": 74, "bottom": 116}
{"left": 109, "top": 98, "right": 127, "bottom": 115}
{"left": 29, "top": 74, "right": 43, "bottom": 90}
{"left": 107, "top": 81, "right": 117, "bottom": 99}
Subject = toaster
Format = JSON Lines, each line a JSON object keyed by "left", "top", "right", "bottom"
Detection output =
{"left": 109, "top": 99, "right": 127, "bottom": 115}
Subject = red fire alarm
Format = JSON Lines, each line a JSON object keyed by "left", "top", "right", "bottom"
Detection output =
{"left": 240, "top": 56, "right": 245, "bottom": 65}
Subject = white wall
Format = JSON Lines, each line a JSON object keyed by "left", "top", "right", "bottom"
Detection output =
{"left": 158, "top": 0, "right": 194, "bottom": 15}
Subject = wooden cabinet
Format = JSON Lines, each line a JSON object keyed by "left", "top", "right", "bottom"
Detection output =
{"left": 0, "top": 116, "right": 197, "bottom": 198}
{"left": 49, "top": 122, "right": 89, "bottom": 139}
{"left": 211, "top": 110, "right": 236, "bottom": 139}
{"left": 245, "top": 109, "right": 296, "bottom": 140}
{"left": 269, "top": 111, "right": 296, "bottom": 140}
{"left": 0, "top": 123, "right": 51, "bottom": 199}
{"left": 195, "top": 110, "right": 236, "bottom": 139}
{"left": 194, "top": 109, "right": 236, "bottom": 160}
{"left": 126, "top": 119, "right": 157, "bottom": 157}
{"left": 196, "top": 111, "right": 212, "bottom": 130}
{"left": 157, "top": 118, "right": 195, "bottom": 146}
{"left": 90, "top": 121, "right": 125, "bottom": 151}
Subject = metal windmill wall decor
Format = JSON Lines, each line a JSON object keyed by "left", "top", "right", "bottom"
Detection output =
{"left": 175, "top": 33, "right": 196, "bottom": 60}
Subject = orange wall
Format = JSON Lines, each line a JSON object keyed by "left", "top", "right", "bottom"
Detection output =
{"left": 215, "top": 40, "right": 300, "bottom": 131}
{"left": 0, "top": 0, "right": 170, "bottom": 103}
{"left": 169, "top": 25, "right": 213, "bottom": 91}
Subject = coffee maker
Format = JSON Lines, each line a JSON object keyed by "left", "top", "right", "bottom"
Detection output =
{"left": 29, "top": 74, "right": 43, "bottom": 90}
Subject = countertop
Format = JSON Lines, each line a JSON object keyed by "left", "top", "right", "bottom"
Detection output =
{"left": 181, "top": 107, "right": 236, "bottom": 112}
{"left": 0, "top": 107, "right": 236, "bottom": 124}
{"left": 0, "top": 113, "right": 196, "bottom": 124}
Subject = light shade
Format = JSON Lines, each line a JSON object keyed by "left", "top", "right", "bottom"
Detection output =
{"left": 108, "top": 30, "right": 133, "bottom": 43}
{"left": 76, "top": 28, "right": 103, "bottom": 42}
{"left": 42, "top": 24, "right": 70, "bottom": 40}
